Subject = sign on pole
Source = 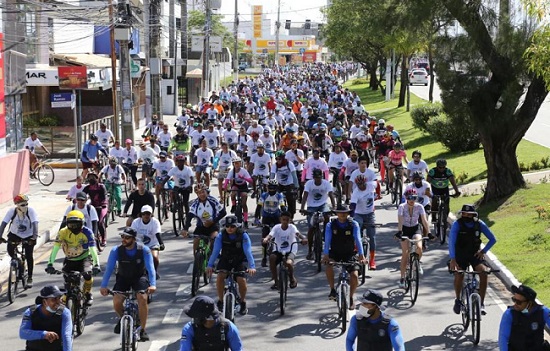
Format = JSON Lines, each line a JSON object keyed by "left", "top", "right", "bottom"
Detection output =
{"left": 58, "top": 66, "right": 88, "bottom": 90}
{"left": 191, "top": 36, "right": 223, "bottom": 53}
{"left": 50, "top": 93, "right": 73, "bottom": 108}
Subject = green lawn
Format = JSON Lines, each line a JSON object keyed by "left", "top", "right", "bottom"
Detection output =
{"left": 220, "top": 72, "right": 258, "bottom": 87}
{"left": 449, "top": 184, "right": 550, "bottom": 304}
{"left": 344, "top": 79, "right": 550, "bottom": 184}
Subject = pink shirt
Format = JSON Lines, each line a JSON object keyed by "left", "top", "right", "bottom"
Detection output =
{"left": 388, "top": 150, "right": 406, "bottom": 166}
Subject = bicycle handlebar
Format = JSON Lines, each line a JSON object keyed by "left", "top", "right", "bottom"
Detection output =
{"left": 213, "top": 269, "right": 248, "bottom": 275}
{"left": 329, "top": 261, "right": 358, "bottom": 267}
{"left": 107, "top": 289, "right": 146, "bottom": 297}
{"left": 401, "top": 237, "right": 430, "bottom": 243}
{"left": 451, "top": 269, "right": 500, "bottom": 275}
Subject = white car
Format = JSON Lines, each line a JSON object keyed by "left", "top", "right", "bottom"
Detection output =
{"left": 409, "top": 69, "right": 429, "bottom": 86}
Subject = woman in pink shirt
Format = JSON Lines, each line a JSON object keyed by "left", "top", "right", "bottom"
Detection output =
{"left": 388, "top": 142, "right": 409, "bottom": 190}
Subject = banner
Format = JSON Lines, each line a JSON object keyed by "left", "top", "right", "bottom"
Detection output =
{"left": 253, "top": 5, "right": 262, "bottom": 38}
{"left": 58, "top": 66, "right": 88, "bottom": 90}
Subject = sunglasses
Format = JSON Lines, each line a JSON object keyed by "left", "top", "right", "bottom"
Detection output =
{"left": 512, "top": 297, "right": 527, "bottom": 305}
{"left": 17, "top": 203, "right": 28, "bottom": 207}
{"left": 406, "top": 196, "right": 417, "bottom": 200}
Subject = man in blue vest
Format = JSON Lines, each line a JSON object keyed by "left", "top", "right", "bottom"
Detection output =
{"left": 498, "top": 284, "right": 550, "bottom": 351}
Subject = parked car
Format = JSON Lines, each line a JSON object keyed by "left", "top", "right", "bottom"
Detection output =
{"left": 409, "top": 69, "right": 429, "bottom": 86}
{"left": 416, "top": 62, "right": 430, "bottom": 74}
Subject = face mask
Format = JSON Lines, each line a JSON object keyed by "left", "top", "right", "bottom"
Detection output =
{"left": 521, "top": 307, "right": 529, "bottom": 314}
{"left": 88, "top": 179, "right": 97, "bottom": 185}
{"left": 45, "top": 304, "right": 58, "bottom": 313}
{"left": 462, "top": 217, "right": 474, "bottom": 223}
{"left": 357, "top": 305, "right": 374, "bottom": 319}
{"left": 152, "top": 121, "right": 157, "bottom": 125}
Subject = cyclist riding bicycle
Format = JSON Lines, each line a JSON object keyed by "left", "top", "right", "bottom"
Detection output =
{"left": 83, "top": 173, "right": 108, "bottom": 247}
{"left": 249, "top": 144, "right": 271, "bottom": 198}
{"left": 81, "top": 134, "right": 108, "bottom": 179}
{"left": 99, "top": 157, "right": 126, "bottom": 216}
{"left": 152, "top": 150, "right": 175, "bottom": 206}
{"left": 427, "top": 158, "right": 461, "bottom": 225}
{"left": 46, "top": 210, "right": 101, "bottom": 306}
{"left": 169, "top": 126, "right": 191, "bottom": 157}
{"left": 387, "top": 142, "right": 409, "bottom": 191}
{"left": 223, "top": 158, "right": 253, "bottom": 229}
{"left": 193, "top": 139, "right": 214, "bottom": 188}
{"left": 168, "top": 154, "right": 194, "bottom": 216}
{"left": 215, "top": 142, "right": 237, "bottom": 202}
{"left": 131, "top": 205, "right": 164, "bottom": 279}
{"left": 404, "top": 172, "right": 432, "bottom": 212}
{"left": 406, "top": 150, "right": 429, "bottom": 181}
{"left": 206, "top": 215, "right": 256, "bottom": 315}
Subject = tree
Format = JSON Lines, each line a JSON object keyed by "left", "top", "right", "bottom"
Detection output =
{"left": 437, "top": 0, "right": 548, "bottom": 204}
{"left": 188, "top": 10, "right": 240, "bottom": 49}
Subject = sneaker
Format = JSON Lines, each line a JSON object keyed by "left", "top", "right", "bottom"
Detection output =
{"left": 217, "top": 300, "right": 224, "bottom": 312}
{"left": 230, "top": 206, "right": 235, "bottom": 213}
{"left": 328, "top": 288, "right": 337, "bottom": 300}
{"left": 261, "top": 257, "right": 267, "bottom": 267}
{"left": 26, "top": 278, "right": 33, "bottom": 289}
{"left": 114, "top": 319, "right": 121, "bottom": 334}
{"left": 481, "top": 304, "right": 487, "bottom": 315}
{"left": 418, "top": 264, "right": 424, "bottom": 275}
{"left": 453, "top": 299, "right": 462, "bottom": 315}
{"left": 239, "top": 301, "right": 248, "bottom": 315}
{"left": 306, "top": 252, "right": 314, "bottom": 260}
{"left": 139, "top": 329, "right": 150, "bottom": 342}
{"left": 100, "top": 241, "right": 107, "bottom": 248}
{"left": 398, "top": 279, "right": 406, "bottom": 289}
{"left": 84, "top": 292, "right": 93, "bottom": 306}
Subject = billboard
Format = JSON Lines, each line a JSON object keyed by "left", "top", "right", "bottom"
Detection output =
{"left": 58, "top": 66, "right": 88, "bottom": 90}
{"left": 253, "top": 6, "right": 262, "bottom": 38}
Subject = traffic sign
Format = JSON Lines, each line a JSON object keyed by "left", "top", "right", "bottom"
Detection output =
{"left": 191, "top": 35, "right": 223, "bottom": 53}
{"left": 299, "top": 48, "right": 306, "bottom": 54}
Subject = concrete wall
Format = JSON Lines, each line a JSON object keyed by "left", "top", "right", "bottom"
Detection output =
{"left": 0, "top": 150, "right": 30, "bottom": 204}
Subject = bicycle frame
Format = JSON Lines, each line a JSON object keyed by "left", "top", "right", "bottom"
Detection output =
{"left": 7, "top": 241, "right": 28, "bottom": 303}
{"left": 218, "top": 269, "right": 246, "bottom": 321}
{"left": 109, "top": 290, "right": 142, "bottom": 347}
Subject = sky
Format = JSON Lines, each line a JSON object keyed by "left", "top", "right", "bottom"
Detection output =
{"left": 217, "top": 0, "right": 326, "bottom": 24}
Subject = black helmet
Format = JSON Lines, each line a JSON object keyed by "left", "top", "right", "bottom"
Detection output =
{"left": 312, "top": 169, "right": 323, "bottom": 178}
{"left": 120, "top": 227, "right": 137, "bottom": 238}
{"left": 90, "top": 134, "right": 98, "bottom": 141}
{"left": 436, "top": 159, "right": 447, "bottom": 167}
{"left": 412, "top": 171, "right": 423, "bottom": 180}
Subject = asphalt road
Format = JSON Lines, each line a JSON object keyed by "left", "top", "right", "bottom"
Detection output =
{"left": 0, "top": 168, "right": 513, "bottom": 351}
{"left": 409, "top": 76, "right": 550, "bottom": 148}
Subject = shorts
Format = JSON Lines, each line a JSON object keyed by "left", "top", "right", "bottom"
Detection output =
{"left": 271, "top": 251, "right": 296, "bottom": 265}
{"left": 455, "top": 253, "right": 486, "bottom": 271}
{"left": 306, "top": 204, "right": 331, "bottom": 227}
{"left": 82, "top": 161, "right": 94, "bottom": 169}
{"left": 62, "top": 256, "right": 92, "bottom": 274}
{"left": 195, "top": 165, "right": 212, "bottom": 174}
{"left": 218, "top": 167, "right": 230, "bottom": 180}
{"left": 354, "top": 212, "right": 375, "bottom": 229}
{"left": 230, "top": 184, "right": 249, "bottom": 195}
{"left": 216, "top": 256, "right": 248, "bottom": 278}
{"left": 262, "top": 216, "right": 280, "bottom": 227}
{"left": 113, "top": 275, "right": 150, "bottom": 292}
{"left": 194, "top": 225, "right": 220, "bottom": 237}
{"left": 252, "top": 173, "right": 270, "bottom": 184}
{"left": 401, "top": 225, "right": 420, "bottom": 240}
{"left": 328, "top": 252, "right": 361, "bottom": 272}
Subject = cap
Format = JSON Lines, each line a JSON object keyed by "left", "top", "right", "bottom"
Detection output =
{"left": 358, "top": 289, "right": 384, "bottom": 307}
{"left": 184, "top": 296, "right": 219, "bottom": 319}
{"left": 159, "top": 151, "right": 168, "bottom": 158}
{"left": 125, "top": 139, "right": 132, "bottom": 144}
{"left": 333, "top": 204, "right": 351, "bottom": 213}
{"left": 141, "top": 205, "right": 153, "bottom": 213}
{"left": 512, "top": 285, "right": 537, "bottom": 301}
{"left": 120, "top": 227, "right": 137, "bottom": 238}
{"left": 40, "top": 285, "right": 66, "bottom": 298}
{"left": 76, "top": 192, "right": 87, "bottom": 200}
{"left": 459, "top": 204, "right": 478, "bottom": 216}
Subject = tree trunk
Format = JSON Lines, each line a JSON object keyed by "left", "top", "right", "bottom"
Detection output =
{"left": 428, "top": 44, "right": 434, "bottom": 102}
{"left": 398, "top": 54, "right": 407, "bottom": 108}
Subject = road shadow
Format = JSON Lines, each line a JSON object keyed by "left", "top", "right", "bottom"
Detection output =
{"left": 274, "top": 312, "right": 345, "bottom": 340}
{"left": 406, "top": 323, "right": 499, "bottom": 350}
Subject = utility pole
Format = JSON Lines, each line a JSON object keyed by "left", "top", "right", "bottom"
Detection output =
{"left": 181, "top": 0, "right": 189, "bottom": 104}
{"left": 233, "top": 0, "right": 238, "bottom": 82}
{"left": 150, "top": 0, "right": 163, "bottom": 119}
{"left": 115, "top": 0, "right": 134, "bottom": 141}
{"left": 108, "top": 0, "right": 119, "bottom": 139}
{"left": 202, "top": 0, "right": 212, "bottom": 99}
{"left": 169, "top": 0, "right": 175, "bottom": 79}
{"left": 275, "top": 0, "right": 280, "bottom": 67}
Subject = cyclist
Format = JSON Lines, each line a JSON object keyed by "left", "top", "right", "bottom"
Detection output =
{"left": 340, "top": 150, "right": 360, "bottom": 205}
{"left": 387, "top": 142, "right": 409, "bottom": 191}
{"left": 346, "top": 289, "right": 406, "bottom": 351}
{"left": 427, "top": 159, "right": 461, "bottom": 225}
{"left": 322, "top": 204, "right": 366, "bottom": 306}
{"left": 99, "top": 227, "right": 157, "bottom": 342}
{"left": 194, "top": 139, "right": 214, "bottom": 188}
{"left": 168, "top": 155, "right": 194, "bottom": 218}
{"left": 24, "top": 131, "right": 50, "bottom": 171}
{"left": 262, "top": 211, "right": 306, "bottom": 290}
{"left": 312, "top": 126, "right": 333, "bottom": 160}
{"left": 285, "top": 140, "right": 305, "bottom": 202}
{"left": 328, "top": 144, "right": 348, "bottom": 193}
{"left": 95, "top": 123, "right": 115, "bottom": 151}
{"left": 99, "top": 157, "right": 126, "bottom": 217}
{"left": 395, "top": 188, "right": 431, "bottom": 289}
{"left": 222, "top": 123, "right": 238, "bottom": 149}
{"left": 215, "top": 142, "right": 237, "bottom": 203}
{"left": 300, "top": 168, "right": 336, "bottom": 260}
{"left": 152, "top": 150, "right": 175, "bottom": 207}
{"left": 406, "top": 150, "right": 429, "bottom": 181}
{"left": 180, "top": 296, "right": 243, "bottom": 351}
{"left": 254, "top": 179, "right": 287, "bottom": 266}
{"left": 249, "top": 144, "right": 271, "bottom": 198}
{"left": 271, "top": 150, "right": 299, "bottom": 219}
{"left": 181, "top": 183, "right": 227, "bottom": 251}
{"left": 131, "top": 205, "right": 164, "bottom": 277}
{"left": 330, "top": 121, "right": 345, "bottom": 143}
{"left": 223, "top": 158, "right": 253, "bottom": 229}
{"left": 60, "top": 192, "right": 98, "bottom": 236}
{"left": 137, "top": 142, "right": 157, "bottom": 181}
{"left": 156, "top": 124, "right": 172, "bottom": 152}
{"left": 66, "top": 176, "right": 85, "bottom": 202}
{"left": 122, "top": 178, "right": 155, "bottom": 227}
{"left": 404, "top": 172, "right": 432, "bottom": 213}
{"left": 350, "top": 175, "right": 380, "bottom": 270}
{"left": 142, "top": 114, "right": 161, "bottom": 140}
{"left": 82, "top": 173, "right": 108, "bottom": 248}
{"left": 0, "top": 194, "right": 39, "bottom": 288}
{"left": 80, "top": 134, "right": 108, "bottom": 179}
{"left": 386, "top": 124, "right": 402, "bottom": 143}
{"left": 206, "top": 215, "right": 256, "bottom": 315}
{"left": 20, "top": 285, "right": 72, "bottom": 351}
{"left": 302, "top": 148, "right": 330, "bottom": 183}
{"left": 204, "top": 123, "right": 221, "bottom": 152}
{"left": 169, "top": 126, "right": 191, "bottom": 157}
{"left": 349, "top": 156, "right": 377, "bottom": 192}
{"left": 46, "top": 210, "right": 101, "bottom": 306}
{"left": 498, "top": 284, "right": 550, "bottom": 351}
{"left": 448, "top": 204, "right": 497, "bottom": 315}
{"left": 121, "top": 140, "right": 138, "bottom": 185}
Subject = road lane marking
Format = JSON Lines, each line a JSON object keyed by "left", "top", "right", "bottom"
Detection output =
{"left": 176, "top": 284, "right": 193, "bottom": 296}
{"left": 487, "top": 286, "right": 508, "bottom": 312}
{"left": 186, "top": 263, "right": 194, "bottom": 274}
{"left": 148, "top": 340, "right": 170, "bottom": 351}
{"left": 162, "top": 308, "right": 183, "bottom": 324}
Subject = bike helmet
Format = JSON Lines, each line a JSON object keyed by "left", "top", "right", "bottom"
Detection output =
{"left": 312, "top": 168, "right": 323, "bottom": 178}
{"left": 90, "top": 134, "right": 98, "bottom": 141}
{"left": 14, "top": 194, "right": 29, "bottom": 204}
{"left": 267, "top": 179, "right": 279, "bottom": 189}
{"left": 394, "top": 142, "right": 402, "bottom": 148}
{"left": 436, "top": 158, "right": 447, "bottom": 167}
{"left": 354, "top": 175, "right": 367, "bottom": 186}
{"left": 412, "top": 171, "right": 423, "bottom": 180}
{"left": 274, "top": 150, "right": 285, "bottom": 158}
{"left": 194, "top": 183, "right": 209, "bottom": 193}
{"left": 387, "top": 124, "right": 394, "bottom": 130}
{"left": 176, "top": 126, "right": 184, "bottom": 132}
{"left": 412, "top": 150, "right": 422, "bottom": 158}
{"left": 251, "top": 132, "right": 259, "bottom": 138}
{"left": 232, "top": 157, "right": 242, "bottom": 163}
{"left": 108, "top": 157, "right": 118, "bottom": 164}
{"left": 378, "top": 119, "right": 385, "bottom": 125}
{"left": 215, "top": 121, "right": 222, "bottom": 126}
{"left": 285, "top": 127, "right": 295, "bottom": 133}
{"left": 224, "top": 215, "right": 242, "bottom": 228}
{"left": 175, "top": 154, "right": 186, "bottom": 162}
{"left": 404, "top": 188, "right": 418, "bottom": 198}
{"left": 121, "top": 227, "right": 137, "bottom": 238}
{"left": 66, "top": 210, "right": 84, "bottom": 234}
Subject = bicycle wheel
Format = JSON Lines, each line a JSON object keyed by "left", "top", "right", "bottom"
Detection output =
{"left": 7, "top": 262, "right": 18, "bottom": 304}
{"left": 460, "top": 287, "right": 471, "bottom": 330}
{"left": 156, "top": 195, "right": 164, "bottom": 225}
{"left": 313, "top": 228, "right": 322, "bottom": 273}
{"left": 191, "top": 252, "right": 203, "bottom": 297}
{"left": 361, "top": 236, "right": 369, "bottom": 284}
{"left": 224, "top": 292, "right": 235, "bottom": 322}
{"left": 75, "top": 297, "right": 86, "bottom": 336}
{"left": 172, "top": 197, "right": 184, "bottom": 235}
{"left": 120, "top": 317, "right": 133, "bottom": 351}
{"left": 471, "top": 294, "right": 481, "bottom": 345}
{"left": 202, "top": 256, "right": 211, "bottom": 285}
{"left": 279, "top": 268, "right": 287, "bottom": 316}
{"left": 410, "top": 255, "right": 420, "bottom": 305}
{"left": 20, "top": 260, "right": 28, "bottom": 290}
{"left": 37, "top": 164, "right": 55, "bottom": 186}
{"left": 162, "top": 191, "right": 170, "bottom": 221}
{"left": 395, "top": 179, "right": 402, "bottom": 209}
{"left": 439, "top": 205, "right": 446, "bottom": 244}
{"left": 235, "top": 203, "right": 243, "bottom": 224}
{"left": 340, "top": 285, "right": 348, "bottom": 332}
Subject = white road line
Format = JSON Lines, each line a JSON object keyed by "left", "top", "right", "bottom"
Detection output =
{"left": 487, "top": 286, "right": 508, "bottom": 312}
{"left": 175, "top": 283, "right": 188, "bottom": 296}
{"left": 148, "top": 340, "right": 170, "bottom": 351}
{"left": 162, "top": 308, "right": 183, "bottom": 324}
{"left": 186, "top": 263, "right": 194, "bottom": 274}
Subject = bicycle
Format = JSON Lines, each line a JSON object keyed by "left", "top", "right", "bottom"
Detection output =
{"left": 122, "top": 163, "right": 137, "bottom": 200}
{"left": 104, "top": 180, "right": 118, "bottom": 224}
{"left": 358, "top": 222, "right": 370, "bottom": 285}
{"left": 217, "top": 269, "right": 247, "bottom": 322}
{"left": 452, "top": 267, "right": 499, "bottom": 345}
{"left": 390, "top": 165, "right": 404, "bottom": 209}
{"left": 155, "top": 176, "right": 172, "bottom": 224}
{"left": 30, "top": 154, "right": 55, "bottom": 186}
{"left": 401, "top": 236, "right": 430, "bottom": 305}
{"left": 109, "top": 290, "right": 142, "bottom": 350}
{"left": 330, "top": 168, "right": 343, "bottom": 206}
{"left": 330, "top": 261, "right": 356, "bottom": 332}
{"left": 171, "top": 188, "right": 186, "bottom": 236}
{"left": 270, "top": 241, "right": 301, "bottom": 316}
{"left": 309, "top": 211, "right": 325, "bottom": 273}
{"left": 190, "top": 234, "right": 212, "bottom": 297}
{"left": 432, "top": 194, "right": 451, "bottom": 244}
{"left": 4, "top": 240, "right": 29, "bottom": 303}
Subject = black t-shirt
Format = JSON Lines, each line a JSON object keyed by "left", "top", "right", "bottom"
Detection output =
{"left": 124, "top": 190, "right": 155, "bottom": 217}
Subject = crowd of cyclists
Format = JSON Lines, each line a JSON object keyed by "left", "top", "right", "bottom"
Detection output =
{"left": 3, "top": 61, "right": 549, "bottom": 351}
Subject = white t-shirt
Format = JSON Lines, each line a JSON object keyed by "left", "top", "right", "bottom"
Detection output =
{"left": 245, "top": 102, "right": 257, "bottom": 114}
{"left": 285, "top": 149, "right": 304, "bottom": 171}
{"left": 168, "top": 165, "right": 194, "bottom": 188}
{"left": 245, "top": 139, "right": 263, "bottom": 155}
{"left": 222, "top": 129, "right": 238, "bottom": 145}
{"left": 350, "top": 168, "right": 377, "bottom": 190}
{"left": 304, "top": 179, "right": 332, "bottom": 208}
{"left": 406, "top": 160, "right": 429, "bottom": 179}
{"left": 66, "top": 184, "right": 85, "bottom": 200}
{"left": 350, "top": 181, "right": 377, "bottom": 215}
{"left": 2, "top": 207, "right": 39, "bottom": 239}
{"left": 203, "top": 130, "right": 220, "bottom": 149}
{"left": 131, "top": 218, "right": 162, "bottom": 248}
{"left": 190, "top": 130, "right": 205, "bottom": 146}
{"left": 206, "top": 109, "right": 219, "bottom": 120}
{"left": 157, "top": 131, "right": 173, "bottom": 148}
{"left": 250, "top": 152, "right": 271, "bottom": 176}
{"left": 303, "top": 157, "right": 329, "bottom": 179}
{"left": 404, "top": 181, "right": 431, "bottom": 207}
{"left": 120, "top": 147, "right": 138, "bottom": 165}
{"left": 194, "top": 148, "right": 214, "bottom": 167}
{"left": 259, "top": 135, "right": 276, "bottom": 153}
{"left": 101, "top": 165, "right": 126, "bottom": 184}
{"left": 226, "top": 167, "right": 251, "bottom": 187}
{"left": 343, "top": 158, "right": 359, "bottom": 177}
{"left": 269, "top": 224, "right": 300, "bottom": 255}
{"left": 215, "top": 150, "right": 237, "bottom": 170}
{"left": 153, "top": 159, "right": 175, "bottom": 177}
{"left": 109, "top": 147, "right": 125, "bottom": 161}
{"left": 328, "top": 151, "right": 348, "bottom": 169}
{"left": 64, "top": 203, "right": 99, "bottom": 229}
{"left": 272, "top": 162, "right": 296, "bottom": 186}
{"left": 349, "top": 125, "right": 363, "bottom": 139}
{"left": 24, "top": 137, "right": 43, "bottom": 154}
{"left": 237, "top": 135, "right": 249, "bottom": 152}
{"left": 94, "top": 129, "right": 114, "bottom": 148}
{"left": 138, "top": 147, "right": 157, "bottom": 163}
{"left": 247, "top": 125, "right": 264, "bottom": 135}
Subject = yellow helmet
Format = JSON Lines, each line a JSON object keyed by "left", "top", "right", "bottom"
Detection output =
{"left": 67, "top": 210, "right": 84, "bottom": 223}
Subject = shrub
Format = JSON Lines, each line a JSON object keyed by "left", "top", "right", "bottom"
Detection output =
{"left": 38, "top": 114, "right": 60, "bottom": 126}
{"left": 425, "top": 113, "right": 480, "bottom": 152}
{"left": 411, "top": 103, "right": 443, "bottom": 132}
{"left": 350, "top": 78, "right": 369, "bottom": 85}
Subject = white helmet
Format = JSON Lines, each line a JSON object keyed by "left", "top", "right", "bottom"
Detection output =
{"left": 378, "top": 119, "right": 385, "bottom": 124}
